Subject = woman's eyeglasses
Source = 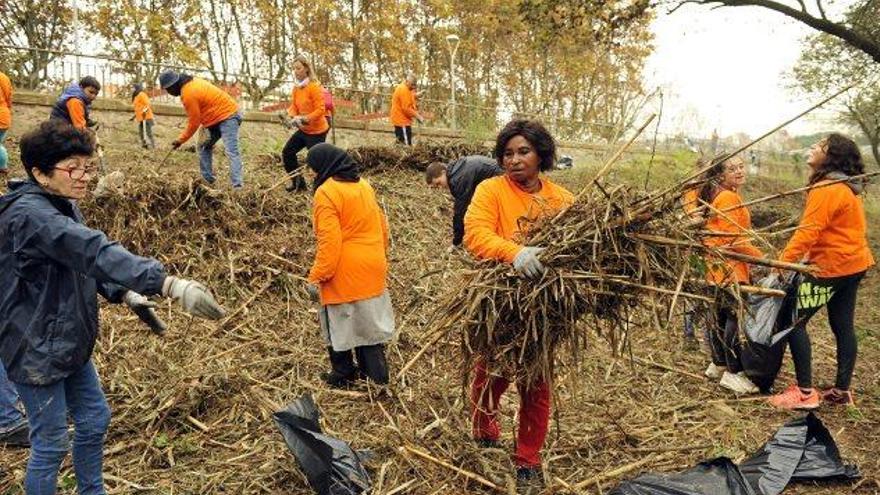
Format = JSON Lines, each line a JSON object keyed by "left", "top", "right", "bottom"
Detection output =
{"left": 55, "top": 160, "right": 99, "bottom": 180}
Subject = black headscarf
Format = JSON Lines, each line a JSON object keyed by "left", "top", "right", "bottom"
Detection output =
{"left": 306, "top": 143, "right": 361, "bottom": 192}
{"left": 131, "top": 83, "right": 144, "bottom": 101}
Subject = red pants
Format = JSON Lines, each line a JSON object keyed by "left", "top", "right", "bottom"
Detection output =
{"left": 470, "top": 360, "right": 551, "bottom": 468}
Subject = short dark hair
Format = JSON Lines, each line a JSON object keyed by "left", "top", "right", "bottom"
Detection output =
{"left": 494, "top": 119, "right": 556, "bottom": 172}
{"left": 20, "top": 120, "right": 95, "bottom": 180}
{"left": 425, "top": 161, "right": 447, "bottom": 184}
{"left": 810, "top": 133, "right": 864, "bottom": 185}
{"left": 79, "top": 76, "right": 101, "bottom": 92}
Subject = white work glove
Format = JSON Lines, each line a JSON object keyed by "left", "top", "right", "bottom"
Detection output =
{"left": 162, "top": 276, "right": 226, "bottom": 320}
{"left": 306, "top": 283, "right": 320, "bottom": 303}
{"left": 513, "top": 247, "right": 546, "bottom": 279}
{"left": 292, "top": 116, "right": 306, "bottom": 128}
{"left": 123, "top": 291, "right": 167, "bottom": 334}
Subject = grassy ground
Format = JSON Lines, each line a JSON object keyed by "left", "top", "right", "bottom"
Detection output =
{"left": 0, "top": 105, "right": 878, "bottom": 494}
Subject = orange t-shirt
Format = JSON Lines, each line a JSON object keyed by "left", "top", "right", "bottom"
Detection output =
{"left": 177, "top": 78, "right": 239, "bottom": 143}
{"left": 780, "top": 181, "right": 874, "bottom": 278}
{"left": 133, "top": 92, "right": 154, "bottom": 122}
{"left": 66, "top": 99, "right": 88, "bottom": 130}
{"left": 703, "top": 189, "right": 763, "bottom": 284}
{"left": 464, "top": 175, "right": 574, "bottom": 263}
{"left": 0, "top": 72, "right": 12, "bottom": 130}
{"left": 308, "top": 178, "right": 390, "bottom": 305}
{"left": 287, "top": 81, "right": 329, "bottom": 135}
{"left": 389, "top": 82, "right": 418, "bottom": 127}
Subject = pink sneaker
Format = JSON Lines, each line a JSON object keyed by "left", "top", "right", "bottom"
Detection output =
{"left": 768, "top": 384, "right": 820, "bottom": 410}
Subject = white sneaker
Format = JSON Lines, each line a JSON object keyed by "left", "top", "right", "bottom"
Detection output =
{"left": 720, "top": 371, "right": 759, "bottom": 394}
{"left": 705, "top": 363, "right": 725, "bottom": 380}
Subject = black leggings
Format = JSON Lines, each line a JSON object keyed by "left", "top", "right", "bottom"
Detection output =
{"left": 281, "top": 130, "right": 327, "bottom": 188}
{"left": 784, "top": 271, "right": 865, "bottom": 390}
{"left": 710, "top": 307, "right": 743, "bottom": 373}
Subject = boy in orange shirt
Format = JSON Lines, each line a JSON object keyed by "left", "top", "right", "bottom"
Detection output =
{"left": 769, "top": 134, "right": 874, "bottom": 410}
{"left": 49, "top": 76, "right": 100, "bottom": 130}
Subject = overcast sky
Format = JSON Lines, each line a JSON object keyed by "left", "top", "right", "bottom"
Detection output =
{"left": 644, "top": 2, "right": 855, "bottom": 139}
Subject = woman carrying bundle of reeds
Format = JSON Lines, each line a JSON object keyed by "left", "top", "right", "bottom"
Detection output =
{"left": 463, "top": 119, "right": 573, "bottom": 489}
{"left": 0, "top": 120, "right": 225, "bottom": 495}
{"left": 305, "top": 143, "right": 394, "bottom": 388}
{"left": 699, "top": 154, "right": 762, "bottom": 395}
{"left": 769, "top": 134, "right": 874, "bottom": 410}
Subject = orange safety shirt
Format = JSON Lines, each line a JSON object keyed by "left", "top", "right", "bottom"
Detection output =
{"left": 287, "top": 81, "right": 329, "bottom": 135}
{"left": 177, "top": 78, "right": 239, "bottom": 143}
{"left": 389, "top": 82, "right": 418, "bottom": 127}
{"left": 780, "top": 181, "right": 874, "bottom": 278}
{"left": 464, "top": 175, "right": 574, "bottom": 263}
{"left": 308, "top": 178, "right": 390, "bottom": 305}
{"left": 703, "top": 189, "right": 763, "bottom": 284}
{"left": 133, "top": 91, "right": 154, "bottom": 122}
{"left": 66, "top": 99, "right": 88, "bottom": 130}
{"left": 0, "top": 72, "right": 11, "bottom": 130}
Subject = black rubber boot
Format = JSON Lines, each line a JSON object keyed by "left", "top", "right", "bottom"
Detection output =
{"left": 355, "top": 344, "right": 389, "bottom": 385}
{"left": 321, "top": 347, "right": 359, "bottom": 388}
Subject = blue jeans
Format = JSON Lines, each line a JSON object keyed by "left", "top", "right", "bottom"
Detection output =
{"left": 0, "top": 129, "right": 8, "bottom": 170}
{"left": 199, "top": 113, "right": 243, "bottom": 188}
{"left": 15, "top": 360, "right": 111, "bottom": 495}
{"left": 0, "top": 360, "right": 25, "bottom": 430}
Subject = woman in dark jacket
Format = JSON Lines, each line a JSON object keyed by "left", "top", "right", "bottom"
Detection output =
{"left": 0, "top": 120, "right": 225, "bottom": 494}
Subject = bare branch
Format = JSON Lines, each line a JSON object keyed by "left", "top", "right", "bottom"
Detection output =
{"left": 815, "top": 0, "right": 827, "bottom": 20}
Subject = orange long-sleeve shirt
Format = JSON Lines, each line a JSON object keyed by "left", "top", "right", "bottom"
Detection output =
{"left": 780, "top": 181, "right": 874, "bottom": 278}
{"left": 177, "top": 78, "right": 239, "bottom": 143}
{"left": 389, "top": 82, "right": 418, "bottom": 127}
{"left": 66, "top": 99, "right": 88, "bottom": 130}
{"left": 464, "top": 175, "right": 574, "bottom": 263}
{"left": 133, "top": 91, "right": 154, "bottom": 122}
{"left": 287, "top": 81, "right": 329, "bottom": 135}
{"left": 0, "top": 72, "right": 12, "bottom": 130}
{"left": 703, "top": 189, "right": 763, "bottom": 284}
{"left": 308, "top": 178, "right": 390, "bottom": 305}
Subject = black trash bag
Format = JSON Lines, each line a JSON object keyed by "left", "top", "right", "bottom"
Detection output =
{"left": 739, "top": 412, "right": 859, "bottom": 495}
{"left": 273, "top": 393, "right": 372, "bottom": 495}
{"left": 609, "top": 457, "right": 756, "bottom": 495}
{"left": 740, "top": 275, "right": 800, "bottom": 393}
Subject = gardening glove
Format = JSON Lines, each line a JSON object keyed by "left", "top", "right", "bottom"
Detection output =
{"left": 513, "top": 246, "right": 546, "bottom": 279}
{"left": 171, "top": 140, "right": 182, "bottom": 150}
{"left": 292, "top": 116, "right": 306, "bottom": 128}
{"left": 162, "top": 276, "right": 226, "bottom": 320}
{"left": 306, "top": 283, "right": 320, "bottom": 303}
{"left": 123, "top": 291, "right": 167, "bottom": 334}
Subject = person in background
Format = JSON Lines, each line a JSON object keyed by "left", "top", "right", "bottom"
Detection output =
{"left": 305, "top": 143, "right": 394, "bottom": 388}
{"left": 769, "top": 133, "right": 874, "bottom": 410}
{"left": 49, "top": 76, "right": 101, "bottom": 131}
{"left": 680, "top": 156, "right": 709, "bottom": 349}
{"left": 464, "top": 120, "right": 573, "bottom": 490}
{"left": 699, "top": 154, "right": 761, "bottom": 395}
{"left": 389, "top": 75, "right": 424, "bottom": 146}
{"left": 159, "top": 70, "right": 244, "bottom": 190}
{"left": 280, "top": 57, "right": 328, "bottom": 192}
{"left": 0, "top": 71, "right": 11, "bottom": 180}
{"left": 0, "top": 120, "right": 225, "bottom": 494}
{"left": 131, "top": 83, "right": 155, "bottom": 149}
{"left": 425, "top": 156, "right": 502, "bottom": 248}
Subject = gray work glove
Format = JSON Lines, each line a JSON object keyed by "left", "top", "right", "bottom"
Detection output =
{"left": 162, "top": 276, "right": 226, "bottom": 320}
{"left": 513, "top": 246, "right": 546, "bottom": 279}
{"left": 291, "top": 116, "right": 306, "bottom": 128}
{"left": 123, "top": 290, "right": 167, "bottom": 334}
{"left": 306, "top": 283, "right": 320, "bottom": 303}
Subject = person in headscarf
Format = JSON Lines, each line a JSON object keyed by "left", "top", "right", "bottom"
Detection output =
{"left": 304, "top": 143, "right": 394, "bottom": 387}
{"left": 131, "top": 83, "right": 155, "bottom": 149}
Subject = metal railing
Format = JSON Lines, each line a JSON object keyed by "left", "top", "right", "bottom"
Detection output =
{"left": 0, "top": 44, "right": 635, "bottom": 143}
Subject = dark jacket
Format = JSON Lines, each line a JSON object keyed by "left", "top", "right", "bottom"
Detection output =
{"left": 446, "top": 156, "right": 502, "bottom": 246}
{"left": 49, "top": 83, "right": 92, "bottom": 125}
{"left": 0, "top": 181, "right": 166, "bottom": 385}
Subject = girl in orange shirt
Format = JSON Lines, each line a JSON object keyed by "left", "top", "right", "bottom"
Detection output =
{"left": 282, "top": 57, "right": 329, "bottom": 192}
{"left": 305, "top": 143, "right": 394, "bottom": 387}
{"left": 769, "top": 134, "right": 874, "bottom": 410}
{"left": 699, "top": 155, "right": 762, "bottom": 395}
